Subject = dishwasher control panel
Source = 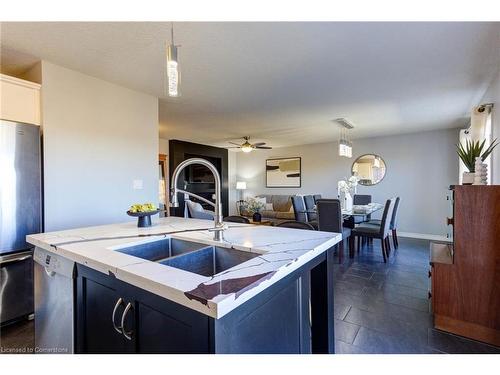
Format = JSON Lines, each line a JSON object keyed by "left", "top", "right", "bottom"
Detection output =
{"left": 34, "top": 247, "right": 75, "bottom": 277}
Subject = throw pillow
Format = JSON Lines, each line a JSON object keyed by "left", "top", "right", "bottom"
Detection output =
{"left": 253, "top": 197, "right": 267, "bottom": 208}
{"left": 265, "top": 203, "right": 273, "bottom": 211}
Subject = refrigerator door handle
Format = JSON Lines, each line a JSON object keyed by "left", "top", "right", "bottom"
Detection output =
{"left": 0, "top": 254, "right": 32, "bottom": 265}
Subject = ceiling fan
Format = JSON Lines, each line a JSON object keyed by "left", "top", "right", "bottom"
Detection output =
{"left": 228, "top": 136, "right": 272, "bottom": 153}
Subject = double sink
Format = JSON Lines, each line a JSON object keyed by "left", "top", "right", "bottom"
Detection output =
{"left": 116, "top": 238, "right": 259, "bottom": 277}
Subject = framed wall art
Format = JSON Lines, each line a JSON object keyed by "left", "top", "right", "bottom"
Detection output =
{"left": 266, "top": 157, "right": 301, "bottom": 188}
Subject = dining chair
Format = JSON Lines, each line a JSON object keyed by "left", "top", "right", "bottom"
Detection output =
{"left": 351, "top": 198, "right": 395, "bottom": 263}
{"left": 223, "top": 215, "right": 250, "bottom": 224}
{"left": 291, "top": 196, "right": 318, "bottom": 229}
{"left": 365, "top": 197, "right": 400, "bottom": 249}
{"left": 291, "top": 196, "right": 307, "bottom": 222}
{"left": 316, "top": 199, "right": 353, "bottom": 263}
{"left": 352, "top": 194, "right": 372, "bottom": 246}
{"left": 353, "top": 194, "right": 372, "bottom": 223}
{"left": 313, "top": 194, "right": 322, "bottom": 203}
{"left": 304, "top": 195, "right": 317, "bottom": 221}
{"left": 276, "top": 221, "right": 315, "bottom": 230}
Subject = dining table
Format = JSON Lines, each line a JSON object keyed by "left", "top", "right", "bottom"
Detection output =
{"left": 341, "top": 202, "right": 384, "bottom": 217}
{"left": 311, "top": 202, "right": 384, "bottom": 219}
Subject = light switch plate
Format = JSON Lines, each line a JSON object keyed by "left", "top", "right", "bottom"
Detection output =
{"left": 133, "top": 179, "right": 143, "bottom": 190}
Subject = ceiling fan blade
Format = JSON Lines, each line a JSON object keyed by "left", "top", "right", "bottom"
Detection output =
{"left": 227, "top": 146, "right": 241, "bottom": 149}
{"left": 256, "top": 146, "right": 272, "bottom": 149}
{"left": 252, "top": 142, "right": 266, "bottom": 146}
{"left": 228, "top": 142, "right": 242, "bottom": 146}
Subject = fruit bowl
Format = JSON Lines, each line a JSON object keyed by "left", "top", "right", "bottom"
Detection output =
{"left": 126, "top": 209, "right": 160, "bottom": 227}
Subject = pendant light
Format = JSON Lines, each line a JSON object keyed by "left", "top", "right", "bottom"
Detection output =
{"left": 339, "top": 128, "right": 347, "bottom": 157}
{"left": 166, "top": 23, "right": 180, "bottom": 97}
{"left": 334, "top": 118, "right": 354, "bottom": 158}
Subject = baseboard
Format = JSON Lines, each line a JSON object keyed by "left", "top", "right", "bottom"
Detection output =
{"left": 397, "top": 231, "right": 449, "bottom": 242}
{"left": 434, "top": 314, "right": 500, "bottom": 347}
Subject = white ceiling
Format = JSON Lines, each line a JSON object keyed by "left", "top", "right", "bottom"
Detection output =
{"left": 1, "top": 22, "right": 499, "bottom": 148}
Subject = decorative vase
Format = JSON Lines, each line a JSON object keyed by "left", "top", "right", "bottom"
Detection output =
{"left": 462, "top": 172, "right": 475, "bottom": 185}
{"left": 344, "top": 191, "right": 353, "bottom": 212}
{"left": 473, "top": 157, "right": 488, "bottom": 185}
{"left": 340, "top": 191, "right": 353, "bottom": 211}
{"left": 252, "top": 212, "right": 262, "bottom": 222}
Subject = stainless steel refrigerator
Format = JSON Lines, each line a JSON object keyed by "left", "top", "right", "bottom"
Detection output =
{"left": 0, "top": 119, "right": 42, "bottom": 325}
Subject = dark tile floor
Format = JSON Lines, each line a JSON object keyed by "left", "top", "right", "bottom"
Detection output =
{"left": 333, "top": 237, "right": 500, "bottom": 354}
{"left": 0, "top": 319, "right": 34, "bottom": 354}
{"left": 1, "top": 237, "right": 499, "bottom": 354}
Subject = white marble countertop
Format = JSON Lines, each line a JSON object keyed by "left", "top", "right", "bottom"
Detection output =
{"left": 27, "top": 217, "right": 341, "bottom": 319}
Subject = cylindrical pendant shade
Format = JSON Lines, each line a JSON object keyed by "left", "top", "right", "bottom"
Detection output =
{"left": 166, "top": 44, "right": 180, "bottom": 97}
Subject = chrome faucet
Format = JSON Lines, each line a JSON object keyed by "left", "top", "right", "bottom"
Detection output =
{"left": 170, "top": 158, "right": 226, "bottom": 241}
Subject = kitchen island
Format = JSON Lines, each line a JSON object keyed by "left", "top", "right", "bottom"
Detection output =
{"left": 27, "top": 217, "right": 341, "bottom": 354}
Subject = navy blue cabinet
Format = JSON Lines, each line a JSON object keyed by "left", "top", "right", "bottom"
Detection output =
{"left": 79, "top": 277, "right": 135, "bottom": 353}
{"left": 75, "top": 265, "right": 210, "bottom": 353}
{"left": 75, "top": 246, "right": 334, "bottom": 354}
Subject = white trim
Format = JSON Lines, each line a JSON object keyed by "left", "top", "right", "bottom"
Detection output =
{"left": 0, "top": 73, "right": 41, "bottom": 89}
{"left": 397, "top": 231, "right": 449, "bottom": 242}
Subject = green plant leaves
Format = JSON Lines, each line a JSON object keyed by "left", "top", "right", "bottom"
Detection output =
{"left": 456, "top": 139, "right": 477, "bottom": 172}
{"left": 481, "top": 138, "right": 499, "bottom": 162}
{"left": 456, "top": 138, "right": 499, "bottom": 173}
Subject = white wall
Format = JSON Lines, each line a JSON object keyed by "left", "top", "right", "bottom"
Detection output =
{"left": 159, "top": 138, "right": 169, "bottom": 155}
{"left": 40, "top": 61, "right": 159, "bottom": 231}
{"left": 480, "top": 67, "right": 500, "bottom": 184}
{"left": 234, "top": 128, "right": 459, "bottom": 236}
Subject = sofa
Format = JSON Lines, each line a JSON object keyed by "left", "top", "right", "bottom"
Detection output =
{"left": 242, "top": 194, "right": 295, "bottom": 223}
{"left": 185, "top": 200, "right": 215, "bottom": 220}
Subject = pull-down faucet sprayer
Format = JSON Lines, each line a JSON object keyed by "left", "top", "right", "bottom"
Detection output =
{"left": 170, "top": 158, "right": 226, "bottom": 241}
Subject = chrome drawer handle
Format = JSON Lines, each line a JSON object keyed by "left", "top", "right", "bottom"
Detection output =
{"left": 112, "top": 297, "right": 124, "bottom": 334}
{"left": 121, "top": 302, "right": 134, "bottom": 340}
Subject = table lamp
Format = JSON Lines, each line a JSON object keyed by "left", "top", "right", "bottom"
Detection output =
{"left": 236, "top": 181, "right": 247, "bottom": 214}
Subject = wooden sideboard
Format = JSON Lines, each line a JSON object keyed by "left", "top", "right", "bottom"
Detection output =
{"left": 430, "top": 185, "right": 500, "bottom": 347}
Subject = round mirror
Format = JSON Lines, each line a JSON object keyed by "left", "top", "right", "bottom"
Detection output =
{"left": 351, "top": 154, "right": 386, "bottom": 186}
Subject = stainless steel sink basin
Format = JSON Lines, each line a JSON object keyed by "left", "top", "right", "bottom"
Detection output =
{"left": 160, "top": 246, "right": 259, "bottom": 277}
{"left": 115, "top": 238, "right": 209, "bottom": 262}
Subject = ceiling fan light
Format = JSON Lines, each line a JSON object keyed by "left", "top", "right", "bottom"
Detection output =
{"left": 241, "top": 144, "right": 253, "bottom": 153}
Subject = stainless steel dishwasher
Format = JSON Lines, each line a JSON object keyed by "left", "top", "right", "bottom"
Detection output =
{"left": 33, "top": 247, "right": 75, "bottom": 354}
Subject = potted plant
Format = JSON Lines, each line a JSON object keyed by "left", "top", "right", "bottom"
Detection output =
{"left": 244, "top": 197, "right": 265, "bottom": 222}
{"left": 456, "top": 139, "right": 498, "bottom": 185}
